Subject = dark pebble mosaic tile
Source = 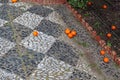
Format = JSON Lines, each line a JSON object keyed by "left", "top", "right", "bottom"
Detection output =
{"left": 0, "top": 4, "right": 24, "bottom": 21}
{"left": 0, "top": 22, "right": 32, "bottom": 42}
{"left": 68, "top": 69, "right": 93, "bottom": 80}
{"left": 54, "top": 5, "right": 74, "bottom": 25}
{"left": 28, "top": 5, "right": 53, "bottom": 17}
{"left": 0, "top": 0, "right": 9, "bottom": 3}
{"left": 35, "top": 19, "right": 62, "bottom": 38}
{"left": 46, "top": 40, "right": 79, "bottom": 66}
{"left": 0, "top": 45, "right": 45, "bottom": 79}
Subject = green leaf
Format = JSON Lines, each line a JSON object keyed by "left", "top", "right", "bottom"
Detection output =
{"left": 78, "top": 2, "right": 84, "bottom": 8}
{"left": 107, "top": 41, "right": 112, "bottom": 47}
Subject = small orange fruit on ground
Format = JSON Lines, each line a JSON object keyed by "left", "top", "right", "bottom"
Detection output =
{"left": 65, "top": 28, "right": 71, "bottom": 34}
{"left": 106, "top": 33, "right": 112, "bottom": 38}
{"left": 71, "top": 30, "right": 77, "bottom": 36}
{"left": 111, "top": 25, "right": 117, "bottom": 30}
{"left": 11, "top": 0, "right": 17, "bottom": 3}
{"left": 103, "top": 57, "right": 109, "bottom": 63}
{"left": 68, "top": 33, "right": 74, "bottom": 38}
{"left": 100, "top": 50, "right": 105, "bottom": 55}
{"left": 33, "top": 30, "right": 39, "bottom": 37}
{"left": 102, "top": 4, "right": 107, "bottom": 9}
{"left": 87, "top": 1, "right": 92, "bottom": 6}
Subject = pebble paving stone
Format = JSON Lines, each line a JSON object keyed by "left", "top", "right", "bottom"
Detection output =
{"left": 99, "top": 60, "right": 120, "bottom": 80}
{"left": 0, "top": 22, "right": 32, "bottom": 42}
{"left": 8, "top": 2, "right": 32, "bottom": 11}
{"left": 29, "top": 56, "right": 74, "bottom": 80}
{"left": 0, "top": 45, "right": 45, "bottom": 79}
{"left": 20, "top": 31, "right": 56, "bottom": 54}
{"left": 27, "top": 5, "right": 53, "bottom": 17}
{"left": 0, "top": 19, "right": 8, "bottom": 27}
{"left": 68, "top": 69, "right": 97, "bottom": 80}
{"left": 0, "top": 37, "right": 15, "bottom": 56}
{"left": 43, "top": 5, "right": 54, "bottom": 11}
{"left": 0, "top": 1, "right": 120, "bottom": 80}
{"left": 54, "top": 5, "right": 97, "bottom": 50}
{"left": 0, "top": 4, "right": 24, "bottom": 21}
{"left": 53, "top": 5, "right": 73, "bottom": 25}
{"left": 13, "top": 11, "right": 44, "bottom": 30}
{"left": 0, "top": 3, "right": 2, "bottom": 7}
{"left": 45, "top": 11, "right": 66, "bottom": 27}
{"left": 0, "top": 0, "right": 9, "bottom": 3}
{"left": 46, "top": 40, "right": 79, "bottom": 66}
{"left": 35, "top": 19, "right": 63, "bottom": 38}
{"left": 0, "top": 68, "right": 23, "bottom": 80}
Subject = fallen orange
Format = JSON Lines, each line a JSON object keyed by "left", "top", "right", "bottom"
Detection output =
{"left": 111, "top": 25, "right": 117, "bottom": 30}
{"left": 87, "top": 1, "right": 93, "bottom": 6}
{"left": 100, "top": 50, "right": 105, "bottom": 55}
{"left": 65, "top": 28, "right": 71, "bottom": 34}
{"left": 102, "top": 4, "right": 107, "bottom": 9}
{"left": 11, "top": 0, "right": 17, "bottom": 3}
{"left": 103, "top": 57, "right": 109, "bottom": 63}
{"left": 106, "top": 33, "right": 112, "bottom": 38}
{"left": 68, "top": 33, "right": 74, "bottom": 38}
{"left": 33, "top": 30, "right": 39, "bottom": 37}
{"left": 71, "top": 30, "right": 77, "bottom": 36}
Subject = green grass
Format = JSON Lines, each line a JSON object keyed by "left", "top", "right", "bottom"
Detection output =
{"left": 78, "top": 52, "right": 84, "bottom": 57}
{"left": 87, "top": 63, "right": 97, "bottom": 68}
{"left": 114, "top": 62, "right": 120, "bottom": 69}
{"left": 46, "top": 74, "right": 49, "bottom": 80}
{"left": 68, "top": 0, "right": 89, "bottom": 9}
{"left": 107, "top": 41, "right": 112, "bottom": 47}
{"left": 77, "top": 41, "right": 89, "bottom": 47}
{"left": 83, "top": 13, "right": 90, "bottom": 17}
{"left": 73, "top": 38, "right": 89, "bottom": 47}
{"left": 7, "top": 8, "right": 34, "bottom": 80}
{"left": 93, "top": 21, "right": 101, "bottom": 28}
{"left": 99, "top": 32, "right": 103, "bottom": 36}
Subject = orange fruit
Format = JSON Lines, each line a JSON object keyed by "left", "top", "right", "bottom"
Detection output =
{"left": 100, "top": 50, "right": 105, "bottom": 55}
{"left": 106, "top": 33, "right": 112, "bottom": 38}
{"left": 11, "top": 0, "right": 17, "bottom": 3}
{"left": 102, "top": 4, "right": 107, "bottom": 9}
{"left": 87, "top": 1, "right": 92, "bottom": 6}
{"left": 65, "top": 28, "right": 71, "bottom": 34}
{"left": 71, "top": 30, "right": 77, "bottom": 36}
{"left": 68, "top": 33, "right": 74, "bottom": 38}
{"left": 111, "top": 25, "right": 117, "bottom": 30}
{"left": 103, "top": 57, "right": 109, "bottom": 63}
{"left": 33, "top": 30, "right": 39, "bottom": 37}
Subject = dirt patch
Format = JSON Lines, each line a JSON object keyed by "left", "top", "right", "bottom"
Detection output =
{"left": 74, "top": 0, "right": 120, "bottom": 56}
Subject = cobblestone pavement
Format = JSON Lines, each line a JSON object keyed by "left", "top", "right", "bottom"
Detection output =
{"left": 0, "top": 1, "right": 119, "bottom": 80}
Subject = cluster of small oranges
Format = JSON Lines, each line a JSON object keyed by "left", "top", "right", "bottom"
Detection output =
{"left": 106, "top": 25, "right": 117, "bottom": 38}
{"left": 100, "top": 25, "right": 117, "bottom": 63}
{"left": 86, "top": 1, "right": 107, "bottom": 9}
{"left": 100, "top": 50, "right": 109, "bottom": 63}
{"left": 86, "top": 2, "right": 117, "bottom": 63}
{"left": 65, "top": 28, "right": 77, "bottom": 38}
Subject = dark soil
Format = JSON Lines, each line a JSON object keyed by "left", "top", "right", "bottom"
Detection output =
{"left": 73, "top": 0, "right": 120, "bottom": 56}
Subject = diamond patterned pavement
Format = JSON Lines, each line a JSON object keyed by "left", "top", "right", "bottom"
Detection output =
{"left": 35, "top": 19, "right": 63, "bottom": 38}
{"left": 46, "top": 40, "right": 79, "bottom": 66}
{"left": 29, "top": 56, "right": 74, "bottom": 80}
{"left": 13, "top": 11, "right": 44, "bottom": 30}
{"left": 0, "top": 4, "right": 24, "bottom": 21}
{"left": 0, "top": 1, "right": 114, "bottom": 80}
{"left": 28, "top": 5, "right": 53, "bottom": 17}
{"left": 20, "top": 31, "right": 56, "bottom": 54}
{"left": 0, "top": 37, "right": 15, "bottom": 56}
{"left": 0, "top": 22, "right": 32, "bottom": 42}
